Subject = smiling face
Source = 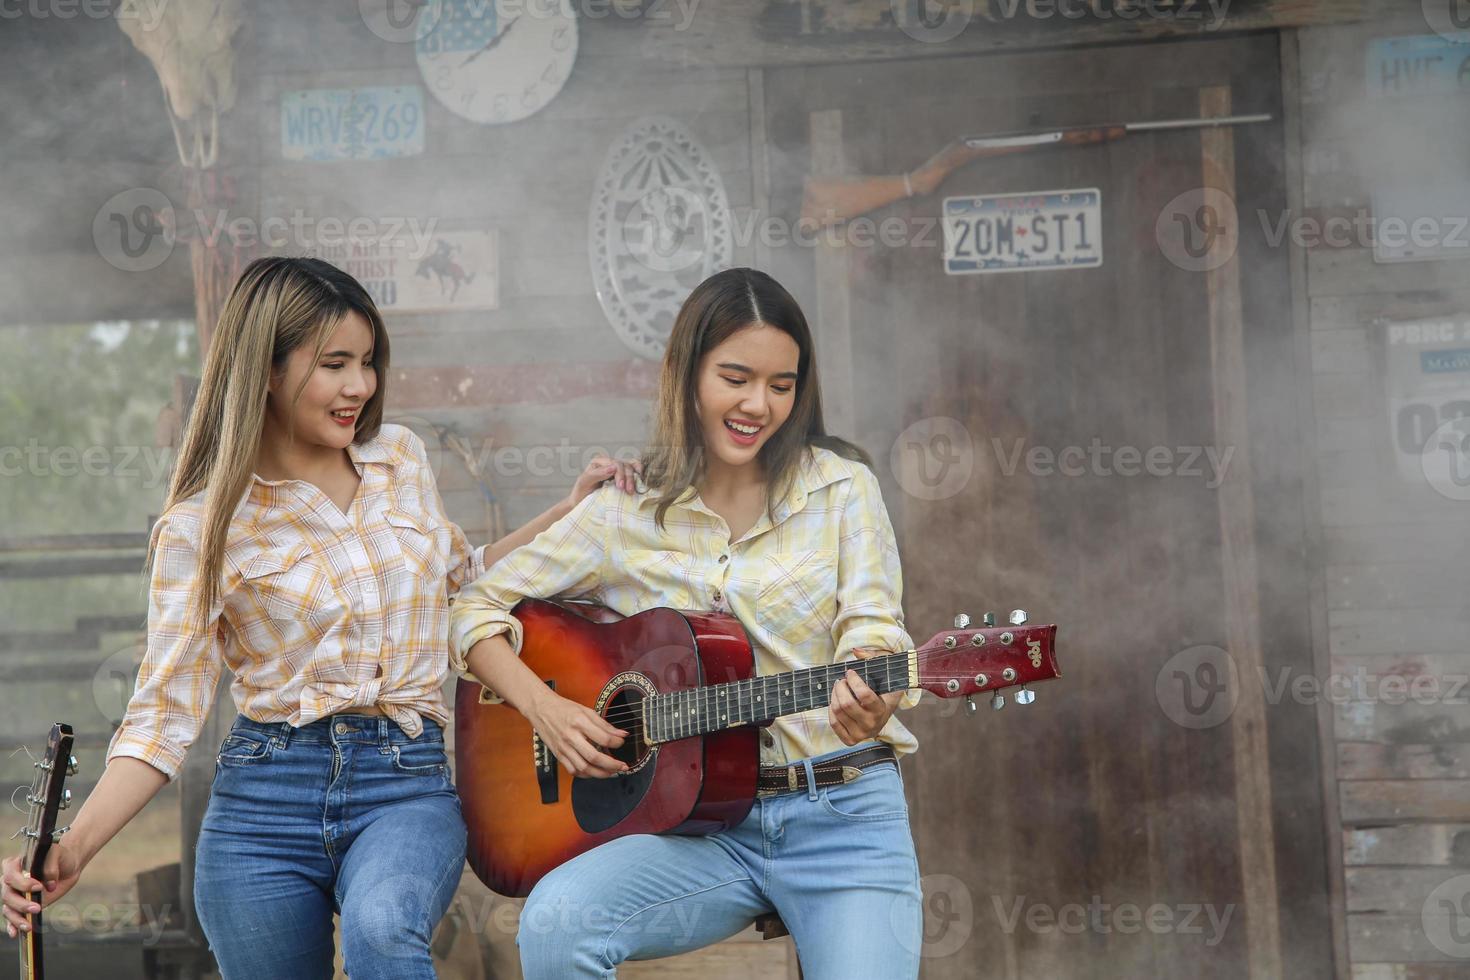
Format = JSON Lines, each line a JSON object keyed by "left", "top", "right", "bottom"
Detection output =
{"left": 694, "top": 322, "right": 800, "bottom": 474}
{"left": 265, "top": 310, "right": 378, "bottom": 453}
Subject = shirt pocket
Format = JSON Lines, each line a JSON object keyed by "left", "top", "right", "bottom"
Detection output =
{"left": 385, "top": 508, "right": 447, "bottom": 583}
{"left": 618, "top": 548, "right": 694, "bottom": 610}
{"left": 239, "top": 544, "right": 328, "bottom": 624}
{"left": 756, "top": 549, "right": 839, "bottom": 647}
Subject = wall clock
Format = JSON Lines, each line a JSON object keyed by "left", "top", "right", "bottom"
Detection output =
{"left": 416, "top": 0, "right": 578, "bottom": 125}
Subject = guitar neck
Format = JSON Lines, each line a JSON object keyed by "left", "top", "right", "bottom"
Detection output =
{"left": 645, "top": 651, "right": 915, "bottom": 743}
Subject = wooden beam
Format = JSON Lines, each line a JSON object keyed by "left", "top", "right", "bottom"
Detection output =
{"left": 809, "top": 109, "right": 857, "bottom": 439}
{"left": 636, "top": 0, "right": 1418, "bottom": 69}
{"left": 1202, "top": 83, "right": 1284, "bottom": 980}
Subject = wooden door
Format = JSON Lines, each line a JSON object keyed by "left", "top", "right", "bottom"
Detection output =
{"left": 763, "top": 34, "right": 1329, "bottom": 979}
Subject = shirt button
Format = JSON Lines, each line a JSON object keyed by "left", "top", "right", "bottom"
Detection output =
{"left": 718, "top": 554, "right": 728, "bottom": 563}
{"left": 760, "top": 729, "right": 774, "bottom": 748}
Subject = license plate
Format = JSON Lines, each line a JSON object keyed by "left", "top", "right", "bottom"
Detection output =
{"left": 943, "top": 189, "right": 1103, "bottom": 275}
{"left": 281, "top": 86, "right": 425, "bottom": 162}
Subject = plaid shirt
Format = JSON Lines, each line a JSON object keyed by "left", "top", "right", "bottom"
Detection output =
{"left": 107, "top": 424, "right": 483, "bottom": 780}
{"left": 450, "top": 447, "right": 918, "bottom": 766}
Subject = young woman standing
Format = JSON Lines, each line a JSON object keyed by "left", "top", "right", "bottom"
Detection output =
{"left": 0, "top": 256, "right": 638, "bottom": 979}
{"left": 450, "top": 267, "right": 925, "bottom": 979}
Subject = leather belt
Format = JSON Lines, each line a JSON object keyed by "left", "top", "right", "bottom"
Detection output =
{"left": 756, "top": 744, "right": 897, "bottom": 798}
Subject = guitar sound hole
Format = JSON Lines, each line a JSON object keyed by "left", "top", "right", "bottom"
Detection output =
{"left": 604, "top": 686, "right": 651, "bottom": 769}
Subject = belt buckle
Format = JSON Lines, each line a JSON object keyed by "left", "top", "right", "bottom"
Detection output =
{"left": 787, "top": 765, "right": 799, "bottom": 793}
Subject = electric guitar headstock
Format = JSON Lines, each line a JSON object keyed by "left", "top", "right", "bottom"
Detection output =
{"left": 913, "top": 610, "right": 1060, "bottom": 711}
{"left": 15, "top": 723, "right": 76, "bottom": 980}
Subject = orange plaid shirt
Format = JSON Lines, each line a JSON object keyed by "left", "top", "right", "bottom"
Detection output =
{"left": 450, "top": 447, "right": 919, "bottom": 766}
{"left": 107, "top": 424, "right": 483, "bottom": 780}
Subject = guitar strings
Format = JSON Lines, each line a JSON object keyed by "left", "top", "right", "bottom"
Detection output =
{"left": 584, "top": 645, "right": 1048, "bottom": 728}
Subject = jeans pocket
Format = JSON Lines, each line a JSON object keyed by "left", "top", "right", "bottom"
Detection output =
{"left": 391, "top": 740, "right": 449, "bottom": 778}
{"left": 216, "top": 732, "right": 275, "bottom": 769}
{"left": 818, "top": 764, "right": 908, "bottom": 822}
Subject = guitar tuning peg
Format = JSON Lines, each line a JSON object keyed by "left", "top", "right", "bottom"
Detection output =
{"left": 982, "top": 612, "right": 996, "bottom": 627}
{"left": 965, "top": 695, "right": 977, "bottom": 715}
{"left": 67, "top": 755, "right": 78, "bottom": 776}
{"left": 991, "top": 692, "right": 1005, "bottom": 710}
{"left": 59, "top": 789, "right": 72, "bottom": 810}
{"left": 953, "top": 613, "right": 971, "bottom": 629}
{"left": 1008, "top": 609, "right": 1028, "bottom": 625}
{"left": 1015, "top": 685, "right": 1036, "bottom": 705}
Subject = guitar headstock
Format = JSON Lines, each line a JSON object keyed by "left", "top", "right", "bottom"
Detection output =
{"left": 914, "top": 611, "right": 1060, "bottom": 710}
{"left": 21, "top": 724, "right": 75, "bottom": 872}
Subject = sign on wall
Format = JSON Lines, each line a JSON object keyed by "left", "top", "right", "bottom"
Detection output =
{"left": 1383, "top": 315, "right": 1470, "bottom": 492}
{"left": 942, "top": 189, "right": 1103, "bottom": 275}
{"left": 1366, "top": 35, "right": 1470, "bottom": 99}
{"left": 316, "top": 230, "right": 499, "bottom": 314}
{"left": 281, "top": 86, "right": 425, "bottom": 162}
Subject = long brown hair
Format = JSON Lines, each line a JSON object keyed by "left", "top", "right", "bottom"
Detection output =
{"left": 159, "top": 257, "right": 391, "bottom": 624}
{"left": 642, "top": 267, "right": 869, "bottom": 528}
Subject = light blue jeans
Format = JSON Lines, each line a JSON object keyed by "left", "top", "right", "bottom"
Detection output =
{"left": 193, "top": 713, "right": 467, "bottom": 979}
{"left": 517, "top": 743, "right": 923, "bottom": 979}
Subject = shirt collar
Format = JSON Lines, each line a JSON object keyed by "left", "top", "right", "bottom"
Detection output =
{"left": 655, "top": 447, "right": 853, "bottom": 526}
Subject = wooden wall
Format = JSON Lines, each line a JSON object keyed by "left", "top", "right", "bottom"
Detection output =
{"left": 1292, "top": 14, "right": 1470, "bottom": 978}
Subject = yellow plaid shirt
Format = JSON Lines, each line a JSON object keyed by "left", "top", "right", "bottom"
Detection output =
{"left": 107, "top": 424, "right": 483, "bottom": 779}
{"left": 450, "top": 447, "right": 919, "bottom": 766}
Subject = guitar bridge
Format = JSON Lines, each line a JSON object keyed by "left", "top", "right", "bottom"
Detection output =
{"left": 534, "top": 679, "right": 559, "bottom": 804}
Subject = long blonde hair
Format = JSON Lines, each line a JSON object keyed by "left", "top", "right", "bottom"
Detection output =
{"left": 642, "top": 268, "right": 868, "bottom": 529}
{"left": 159, "top": 257, "right": 391, "bottom": 624}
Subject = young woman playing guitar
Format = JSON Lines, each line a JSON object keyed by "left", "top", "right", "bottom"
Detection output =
{"left": 451, "top": 267, "right": 925, "bottom": 978}
{"left": 0, "top": 257, "right": 638, "bottom": 978}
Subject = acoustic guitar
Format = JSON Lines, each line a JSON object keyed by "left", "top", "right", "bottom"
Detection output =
{"left": 454, "top": 599, "right": 1059, "bottom": 897}
{"left": 15, "top": 722, "right": 76, "bottom": 980}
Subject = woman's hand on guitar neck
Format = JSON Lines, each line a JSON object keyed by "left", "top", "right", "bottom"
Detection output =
{"left": 525, "top": 687, "right": 630, "bottom": 779}
{"left": 2, "top": 843, "right": 81, "bottom": 937}
{"left": 829, "top": 650, "right": 905, "bottom": 747}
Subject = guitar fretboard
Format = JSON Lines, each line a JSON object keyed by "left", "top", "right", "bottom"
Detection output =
{"left": 644, "top": 651, "right": 914, "bottom": 743}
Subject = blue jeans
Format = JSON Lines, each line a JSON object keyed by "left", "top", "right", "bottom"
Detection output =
{"left": 193, "top": 713, "right": 467, "bottom": 980}
{"left": 517, "top": 743, "right": 923, "bottom": 979}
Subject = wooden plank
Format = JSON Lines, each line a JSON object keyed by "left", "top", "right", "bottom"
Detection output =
{"left": 1350, "top": 914, "right": 1470, "bottom": 963}
{"left": 1329, "top": 609, "right": 1470, "bottom": 657}
{"left": 1328, "top": 564, "right": 1470, "bottom": 610}
{"left": 1344, "top": 824, "right": 1470, "bottom": 865}
{"left": 809, "top": 108, "right": 856, "bottom": 439}
{"left": 1349, "top": 868, "right": 1470, "bottom": 914}
{"left": 635, "top": 0, "right": 1417, "bottom": 69}
{"left": 1202, "top": 83, "right": 1282, "bottom": 980}
{"left": 1325, "top": 525, "right": 1470, "bottom": 566}
{"left": 1341, "top": 781, "right": 1470, "bottom": 823}
{"left": 1352, "top": 966, "right": 1470, "bottom": 980}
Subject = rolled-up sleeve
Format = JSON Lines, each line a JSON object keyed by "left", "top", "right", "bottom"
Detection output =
{"left": 105, "top": 516, "right": 226, "bottom": 780}
{"left": 448, "top": 486, "right": 610, "bottom": 678}
{"left": 832, "top": 466, "right": 921, "bottom": 709}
